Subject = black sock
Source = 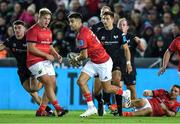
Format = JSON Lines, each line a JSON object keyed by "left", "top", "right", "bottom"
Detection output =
{"left": 94, "top": 93, "right": 102, "bottom": 103}
{"left": 45, "top": 106, "right": 52, "bottom": 112}
{"left": 103, "top": 91, "right": 111, "bottom": 106}
{"left": 115, "top": 95, "right": 122, "bottom": 116}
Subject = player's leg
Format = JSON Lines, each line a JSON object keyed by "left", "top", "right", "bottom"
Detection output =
{"left": 22, "top": 78, "right": 54, "bottom": 116}
{"left": 123, "top": 99, "right": 153, "bottom": 116}
{"left": 29, "top": 61, "right": 65, "bottom": 117}
{"left": 126, "top": 84, "right": 136, "bottom": 100}
{"left": 112, "top": 69, "right": 123, "bottom": 115}
{"left": 78, "top": 72, "right": 97, "bottom": 117}
{"left": 78, "top": 61, "right": 97, "bottom": 117}
{"left": 124, "top": 72, "right": 137, "bottom": 100}
{"left": 123, "top": 107, "right": 152, "bottom": 116}
{"left": 48, "top": 75, "right": 68, "bottom": 116}
{"left": 94, "top": 77, "right": 104, "bottom": 116}
{"left": 99, "top": 58, "right": 130, "bottom": 116}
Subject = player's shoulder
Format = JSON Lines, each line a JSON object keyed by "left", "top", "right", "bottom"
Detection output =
{"left": 8, "top": 35, "right": 16, "bottom": 41}
{"left": 79, "top": 26, "right": 91, "bottom": 36}
{"left": 112, "top": 26, "right": 123, "bottom": 34}
{"left": 27, "top": 23, "right": 38, "bottom": 33}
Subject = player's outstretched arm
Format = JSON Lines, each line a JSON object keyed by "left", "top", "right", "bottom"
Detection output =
{"left": 158, "top": 49, "right": 172, "bottom": 76}
{"left": 160, "top": 103, "right": 176, "bottom": 117}
{"left": 122, "top": 43, "right": 132, "bottom": 74}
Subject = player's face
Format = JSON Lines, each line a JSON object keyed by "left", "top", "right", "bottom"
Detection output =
{"left": 118, "top": 20, "right": 129, "bottom": 33}
{"left": 13, "top": 24, "right": 25, "bottom": 38}
{"left": 170, "top": 86, "right": 180, "bottom": 99}
{"left": 102, "top": 15, "right": 113, "bottom": 28}
{"left": 39, "top": 14, "right": 51, "bottom": 28}
{"left": 69, "top": 18, "right": 80, "bottom": 31}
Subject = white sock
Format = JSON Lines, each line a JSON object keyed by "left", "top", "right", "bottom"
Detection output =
{"left": 87, "top": 101, "right": 94, "bottom": 108}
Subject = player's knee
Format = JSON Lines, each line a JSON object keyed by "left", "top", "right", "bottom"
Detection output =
{"left": 77, "top": 78, "right": 84, "bottom": 87}
{"left": 103, "top": 87, "right": 111, "bottom": 93}
{"left": 139, "top": 99, "right": 147, "bottom": 107}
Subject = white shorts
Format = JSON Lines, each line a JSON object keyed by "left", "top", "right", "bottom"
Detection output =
{"left": 28, "top": 60, "right": 55, "bottom": 78}
{"left": 135, "top": 98, "right": 152, "bottom": 111}
{"left": 81, "top": 58, "right": 112, "bottom": 82}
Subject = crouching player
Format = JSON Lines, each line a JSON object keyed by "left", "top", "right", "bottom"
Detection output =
{"left": 0, "top": 20, "right": 54, "bottom": 115}
{"left": 123, "top": 85, "right": 180, "bottom": 117}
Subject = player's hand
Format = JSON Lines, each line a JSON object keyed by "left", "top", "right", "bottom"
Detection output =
{"left": 160, "top": 103, "right": 167, "bottom": 110}
{"left": 126, "top": 64, "right": 132, "bottom": 74}
{"left": 143, "top": 90, "right": 152, "bottom": 97}
{"left": 70, "top": 57, "right": 80, "bottom": 67}
{"left": 54, "top": 54, "right": 62, "bottom": 63}
{"left": 158, "top": 67, "right": 166, "bottom": 76}
{"left": 45, "top": 54, "right": 54, "bottom": 61}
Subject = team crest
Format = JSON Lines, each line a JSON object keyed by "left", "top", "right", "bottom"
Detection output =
{"left": 77, "top": 40, "right": 84, "bottom": 47}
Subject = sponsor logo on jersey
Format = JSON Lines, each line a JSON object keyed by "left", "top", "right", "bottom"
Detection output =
{"left": 101, "top": 36, "right": 105, "bottom": 40}
{"left": 77, "top": 40, "right": 84, "bottom": 47}
{"left": 113, "top": 35, "right": 118, "bottom": 39}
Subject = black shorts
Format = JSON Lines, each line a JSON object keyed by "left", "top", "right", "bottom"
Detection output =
{"left": 17, "top": 68, "right": 31, "bottom": 85}
{"left": 121, "top": 71, "right": 136, "bottom": 85}
{"left": 119, "top": 62, "right": 136, "bottom": 85}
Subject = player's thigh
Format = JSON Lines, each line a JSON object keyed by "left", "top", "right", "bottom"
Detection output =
{"left": 123, "top": 72, "right": 136, "bottom": 85}
{"left": 49, "top": 75, "right": 56, "bottom": 89}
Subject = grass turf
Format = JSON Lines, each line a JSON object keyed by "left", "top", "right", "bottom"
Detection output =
{"left": 0, "top": 110, "right": 179, "bottom": 123}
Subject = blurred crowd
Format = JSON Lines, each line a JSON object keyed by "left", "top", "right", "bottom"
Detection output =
{"left": 0, "top": 0, "right": 180, "bottom": 66}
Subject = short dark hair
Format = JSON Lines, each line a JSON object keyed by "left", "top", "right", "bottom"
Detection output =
{"left": 102, "top": 11, "right": 114, "bottom": 18}
{"left": 68, "top": 12, "right": 83, "bottom": 20}
{"left": 173, "top": 84, "right": 180, "bottom": 89}
{"left": 13, "top": 20, "right": 26, "bottom": 26}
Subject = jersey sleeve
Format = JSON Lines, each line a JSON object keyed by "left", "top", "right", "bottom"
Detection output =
{"left": 119, "top": 29, "right": 127, "bottom": 45}
{"left": 168, "top": 39, "right": 177, "bottom": 52}
{"left": 152, "top": 89, "right": 166, "bottom": 97}
{"left": 121, "top": 34, "right": 127, "bottom": 45}
{"left": 26, "top": 28, "right": 37, "bottom": 43}
{"left": 76, "top": 30, "right": 88, "bottom": 50}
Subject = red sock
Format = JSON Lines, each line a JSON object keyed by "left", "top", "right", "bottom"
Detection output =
{"left": 38, "top": 105, "right": 46, "bottom": 112}
{"left": 116, "top": 89, "right": 123, "bottom": 95}
{"left": 83, "top": 93, "right": 92, "bottom": 102}
{"left": 123, "top": 112, "right": 133, "bottom": 117}
{"left": 52, "top": 100, "right": 62, "bottom": 111}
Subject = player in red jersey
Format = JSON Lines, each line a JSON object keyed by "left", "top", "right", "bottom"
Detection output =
{"left": 68, "top": 12, "right": 129, "bottom": 117}
{"left": 158, "top": 31, "right": 180, "bottom": 76}
{"left": 26, "top": 8, "right": 67, "bottom": 117}
{"left": 123, "top": 84, "right": 180, "bottom": 117}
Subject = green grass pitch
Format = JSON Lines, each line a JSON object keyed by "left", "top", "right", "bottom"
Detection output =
{"left": 0, "top": 110, "right": 179, "bottom": 123}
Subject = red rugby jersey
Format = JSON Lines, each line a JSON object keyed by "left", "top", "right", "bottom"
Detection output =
{"left": 168, "top": 36, "right": 180, "bottom": 71}
{"left": 76, "top": 26, "right": 109, "bottom": 64}
{"left": 148, "top": 89, "right": 179, "bottom": 116}
{"left": 26, "top": 23, "right": 52, "bottom": 67}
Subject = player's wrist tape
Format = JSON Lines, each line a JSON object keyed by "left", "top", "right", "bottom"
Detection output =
{"left": 126, "top": 61, "right": 131, "bottom": 65}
